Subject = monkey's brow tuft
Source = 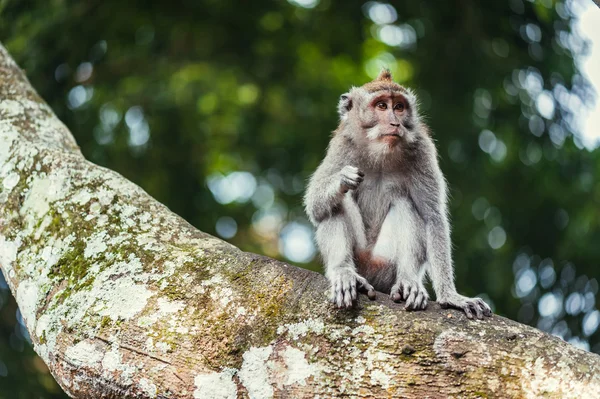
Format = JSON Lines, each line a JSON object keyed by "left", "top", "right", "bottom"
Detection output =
{"left": 377, "top": 69, "right": 393, "bottom": 81}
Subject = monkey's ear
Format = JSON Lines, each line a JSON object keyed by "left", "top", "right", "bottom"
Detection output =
{"left": 376, "top": 68, "right": 393, "bottom": 82}
{"left": 338, "top": 93, "right": 352, "bottom": 118}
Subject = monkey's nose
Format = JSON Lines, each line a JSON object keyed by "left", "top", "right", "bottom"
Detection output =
{"left": 390, "top": 123, "right": 400, "bottom": 127}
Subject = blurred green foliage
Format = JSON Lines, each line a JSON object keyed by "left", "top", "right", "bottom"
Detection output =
{"left": 1, "top": 0, "right": 599, "bottom": 396}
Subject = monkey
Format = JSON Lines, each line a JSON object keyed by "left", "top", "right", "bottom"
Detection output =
{"left": 304, "top": 70, "right": 492, "bottom": 319}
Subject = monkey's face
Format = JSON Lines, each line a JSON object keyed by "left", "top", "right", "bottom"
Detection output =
{"left": 362, "top": 92, "right": 412, "bottom": 147}
{"left": 337, "top": 70, "right": 420, "bottom": 158}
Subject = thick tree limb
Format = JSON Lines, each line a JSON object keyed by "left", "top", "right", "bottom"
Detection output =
{"left": 0, "top": 44, "right": 599, "bottom": 399}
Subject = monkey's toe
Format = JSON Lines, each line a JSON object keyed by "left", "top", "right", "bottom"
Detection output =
{"left": 438, "top": 294, "right": 493, "bottom": 319}
{"left": 390, "top": 281, "right": 428, "bottom": 310}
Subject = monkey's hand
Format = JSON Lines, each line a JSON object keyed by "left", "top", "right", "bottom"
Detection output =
{"left": 328, "top": 268, "right": 376, "bottom": 308}
{"left": 438, "top": 293, "right": 492, "bottom": 320}
{"left": 390, "top": 279, "right": 429, "bottom": 310}
{"left": 339, "top": 165, "right": 364, "bottom": 193}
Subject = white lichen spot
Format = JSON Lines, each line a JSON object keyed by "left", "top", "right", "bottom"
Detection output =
{"left": 16, "top": 280, "right": 39, "bottom": 331}
{"left": 96, "top": 187, "right": 115, "bottom": 206}
{"left": 121, "top": 204, "right": 138, "bottom": 218}
{"left": 139, "top": 212, "right": 152, "bottom": 224}
{"left": 370, "top": 369, "right": 391, "bottom": 389}
{"left": 93, "top": 277, "right": 153, "bottom": 321}
{"left": 145, "top": 338, "right": 155, "bottom": 351}
{"left": 202, "top": 274, "right": 225, "bottom": 287}
{"left": 236, "top": 307, "right": 247, "bottom": 317}
{"left": 280, "top": 346, "right": 317, "bottom": 386}
{"left": 158, "top": 297, "right": 185, "bottom": 314}
{"left": 2, "top": 171, "right": 19, "bottom": 192}
{"left": 193, "top": 369, "right": 238, "bottom": 399}
{"left": 276, "top": 319, "right": 325, "bottom": 340}
{"left": 0, "top": 99, "right": 25, "bottom": 117}
{"left": 72, "top": 189, "right": 92, "bottom": 205}
{"left": 0, "top": 236, "right": 20, "bottom": 274}
{"left": 238, "top": 346, "right": 274, "bottom": 399}
{"left": 155, "top": 342, "right": 170, "bottom": 354}
{"left": 355, "top": 316, "right": 366, "bottom": 324}
{"left": 210, "top": 286, "right": 234, "bottom": 308}
{"left": 0, "top": 129, "right": 18, "bottom": 166}
{"left": 138, "top": 297, "right": 184, "bottom": 327}
{"left": 139, "top": 378, "right": 157, "bottom": 398}
{"left": 21, "top": 173, "right": 70, "bottom": 218}
{"left": 65, "top": 341, "right": 103, "bottom": 368}
{"left": 84, "top": 233, "right": 108, "bottom": 258}
{"left": 352, "top": 324, "right": 375, "bottom": 336}
{"left": 102, "top": 346, "right": 123, "bottom": 371}
{"left": 89, "top": 202, "right": 102, "bottom": 214}
{"left": 101, "top": 345, "right": 137, "bottom": 385}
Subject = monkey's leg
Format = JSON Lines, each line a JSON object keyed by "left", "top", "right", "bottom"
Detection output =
{"left": 316, "top": 196, "right": 374, "bottom": 308}
{"left": 372, "top": 199, "right": 429, "bottom": 310}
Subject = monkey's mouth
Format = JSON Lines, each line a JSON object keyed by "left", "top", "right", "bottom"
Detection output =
{"left": 380, "top": 133, "right": 402, "bottom": 138}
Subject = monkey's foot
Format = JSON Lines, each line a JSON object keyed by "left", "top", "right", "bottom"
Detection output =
{"left": 329, "top": 269, "right": 376, "bottom": 308}
{"left": 438, "top": 293, "right": 492, "bottom": 320}
{"left": 390, "top": 280, "right": 428, "bottom": 310}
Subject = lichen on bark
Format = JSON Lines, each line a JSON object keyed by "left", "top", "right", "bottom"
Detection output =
{"left": 1, "top": 42, "right": 600, "bottom": 399}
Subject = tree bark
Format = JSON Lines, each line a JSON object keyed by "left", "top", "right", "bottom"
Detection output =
{"left": 0, "top": 43, "right": 599, "bottom": 399}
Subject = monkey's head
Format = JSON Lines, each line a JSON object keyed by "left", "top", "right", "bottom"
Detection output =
{"left": 337, "top": 69, "right": 422, "bottom": 159}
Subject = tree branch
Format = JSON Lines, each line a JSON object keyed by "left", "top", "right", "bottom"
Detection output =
{"left": 0, "top": 43, "right": 599, "bottom": 399}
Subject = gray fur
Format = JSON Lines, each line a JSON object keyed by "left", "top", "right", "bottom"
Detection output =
{"left": 304, "top": 84, "right": 492, "bottom": 319}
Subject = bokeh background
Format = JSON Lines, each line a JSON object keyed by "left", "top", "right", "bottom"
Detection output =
{"left": 1, "top": 0, "right": 600, "bottom": 397}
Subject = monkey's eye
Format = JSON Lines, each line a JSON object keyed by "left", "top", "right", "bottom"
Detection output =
{"left": 376, "top": 102, "right": 387, "bottom": 110}
{"left": 394, "top": 102, "right": 405, "bottom": 112}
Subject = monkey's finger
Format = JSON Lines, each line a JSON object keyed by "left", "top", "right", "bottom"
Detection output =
{"left": 357, "top": 282, "right": 376, "bottom": 300}
{"left": 343, "top": 289, "right": 353, "bottom": 308}
{"left": 329, "top": 285, "right": 337, "bottom": 302}
{"left": 356, "top": 276, "right": 374, "bottom": 292}
{"left": 350, "top": 281, "right": 357, "bottom": 301}
{"left": 342, "top": 178, "right": 359, "bottom": 190}
{"left": 463, "top": 305, "right": 474, "bottom": 319}
{"left": 404, "top": 287, "right": 417, "bottom": 310}
{"left": 421, "top": 296, "right": 428, "bottom": 310}
{"left": 413, "top": 291, "right": 425, "bottom": 310}
{"left": 341, "top": 277, "right": 351, "bottom": 296}
{"left": 347, "top": 175, "right": 363, "bottom": 186}
{"left": 357, "top": 171, "right": 365, "bottom": 177}
{"left": 394, "top": 284, "right": 404, "bottom": 300}
{"left": 389, "top": 285, "right": 400, "bottom": 302}
{"left": 341, "top": 278, "right": 354, "bottom": 308}
{"left": 470, "top": 301, "right": 483, "bottom": 320}
{"left": 345, "top": 165, "right": 360, "bottom": 175}
{"left": 332, "top": 284, "right": 344, "bottom": 307}
{"left": 477, "top": 299, "right": 492, "bottom": 317}
{"left": 401, "top": 283, "right": 411, "bottom": 300}
{"left": 390, "top": 286, "right": 402, "bottom": 302}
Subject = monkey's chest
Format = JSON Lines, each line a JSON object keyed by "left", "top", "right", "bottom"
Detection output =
{"left": 356, "top": 177, "right": 408, "bottom": 239}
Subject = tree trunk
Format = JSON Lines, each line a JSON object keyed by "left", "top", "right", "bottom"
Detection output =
{"left": 0, "top": 43, "right": 599, "bottom": 399}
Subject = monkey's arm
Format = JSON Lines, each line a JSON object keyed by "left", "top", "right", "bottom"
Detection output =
{"left": 410, "top": 148, "right": 492, "bottom": 319}
{"left": 304, "top": 144, "right": 362, "bottom": 225}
